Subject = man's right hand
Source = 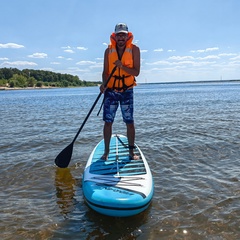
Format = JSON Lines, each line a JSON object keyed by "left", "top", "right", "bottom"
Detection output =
{"left": 100, "top": 84, "right": 106, "bottom": 93}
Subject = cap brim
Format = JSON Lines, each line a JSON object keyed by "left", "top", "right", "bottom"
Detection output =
{"left": 115, "top": 30, "right": 128, "bottom": 34}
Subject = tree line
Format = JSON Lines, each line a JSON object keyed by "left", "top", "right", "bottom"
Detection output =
{"left": 0, "top": 68, "right": 101, "bottom": 88}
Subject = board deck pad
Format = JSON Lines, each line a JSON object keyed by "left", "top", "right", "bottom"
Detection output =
{"left": 89, "top": 136, "right": 146, "bottom": 176}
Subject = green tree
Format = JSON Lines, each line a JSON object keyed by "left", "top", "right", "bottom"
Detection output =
{"left": 0, "top": 67, "right": 101, "bottom": 88}
{"left": 0, "top": 68, "right": 13, "bottom": 79}
{"left": 36, "top": 81, "right": 43, "bottom": 87}
{"left": 0, "top": 79, "right": 7, "bottom": 87}
{"left": 9, "top": 80, "right": 15, "bottom": 88}
{"left": 9, "top": 74, "right": 27, "bottom": 87}
{"left": 27, "top": 77, "right": 37, "bottom": 87}
{"left": 62, "top": 80, "right": 69, "bottom": 87}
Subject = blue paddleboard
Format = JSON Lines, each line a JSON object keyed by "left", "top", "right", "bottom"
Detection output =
{"left": 82, "top": 134, "right": 154, "bottom": 217}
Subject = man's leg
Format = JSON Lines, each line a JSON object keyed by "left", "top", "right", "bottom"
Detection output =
{"left": 120, "top": 89, "right": 138, "bottom": 159}
{"left": 126, "top": 123, "right": 139, "bottom": 159}
{"left": 102, "top": 121, "right": 113, "bottom": 160}
{"left": 127, "top": 123, "right": 135, "bottom": 148}
{"left": 102, "top": 90, "right": 118, "bottom": 160}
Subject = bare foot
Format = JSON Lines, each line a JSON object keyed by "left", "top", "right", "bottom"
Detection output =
{"left": 101, "top": 153, "right": 108, "bottom": 160}
{"left": 129, "top": 154, "right": 139, "bottom": 160}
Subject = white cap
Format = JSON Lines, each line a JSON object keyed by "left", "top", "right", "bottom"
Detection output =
{"left": 115, "top": 23, "right": 128, "bottom": 34}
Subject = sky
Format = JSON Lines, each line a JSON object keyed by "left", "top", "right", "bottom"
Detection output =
{"left": 1, "top": 0, "right": 240, "bottom": 83}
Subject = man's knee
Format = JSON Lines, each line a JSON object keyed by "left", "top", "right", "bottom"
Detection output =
{"left": 104, "top": 122, "right": 113, "bottom": 128}
{"left": 126, "top": 122, "right": 134, "bottom": 129}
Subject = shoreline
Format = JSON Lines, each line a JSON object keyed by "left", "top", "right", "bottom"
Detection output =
{"left": 1, "top": 79, "right": 239, "bottom": 91}
{"left": 140, "top": 79, "right": 240, "bottom": 85}
{"left": 0, "top": 86, "right": 59, "bottom": 91}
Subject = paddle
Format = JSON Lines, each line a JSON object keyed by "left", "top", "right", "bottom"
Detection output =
{"left": 55, "top": 66, "right": 117, "bottom": 168}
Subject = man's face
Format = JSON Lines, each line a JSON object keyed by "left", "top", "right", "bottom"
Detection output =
{"left": 116, "top": 33, "right": 128, "bottom": 47}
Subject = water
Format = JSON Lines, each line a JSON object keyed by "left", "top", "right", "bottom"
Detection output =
{"left": 1, "top": 82, "right": 239, "bottom": 239}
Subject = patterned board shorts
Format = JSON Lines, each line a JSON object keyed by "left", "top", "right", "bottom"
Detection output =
{"left": 103, "top": 88, "right": 134, "bottom": 124}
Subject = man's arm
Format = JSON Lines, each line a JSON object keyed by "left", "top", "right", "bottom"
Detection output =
{"left": 100, "top": 48, "right": 109, "bottom": 93}
{"left": 102, "top": 48, "right": 109, "bottom": 84}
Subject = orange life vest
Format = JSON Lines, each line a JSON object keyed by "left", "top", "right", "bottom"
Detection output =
{"left": 107, "top": 32, "right": 136, "bottom": 91}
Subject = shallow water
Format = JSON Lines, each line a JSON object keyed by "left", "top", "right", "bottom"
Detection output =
{"left": 1, "top": 82, "right": 240, "bottom": 239}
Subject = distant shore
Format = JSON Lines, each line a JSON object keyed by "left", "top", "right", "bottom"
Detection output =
{"left": 140, "top": 79, "right": 240, "bottom": 85}
{"left": 1, "top": 79, "right": 239, "bottom": 91}
{"left": 0, "top": 86, "right": 58, "bottom": 91}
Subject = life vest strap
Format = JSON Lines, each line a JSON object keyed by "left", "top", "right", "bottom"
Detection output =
{"left": 110, "top": 74, "right": 135, "bottom": 92}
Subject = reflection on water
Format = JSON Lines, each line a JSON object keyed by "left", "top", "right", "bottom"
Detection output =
{"left": 85, "top": 208, "right": 151, "bottom": 239}
{"left": 55, "top": 168, "right": 77, "bottom": 218}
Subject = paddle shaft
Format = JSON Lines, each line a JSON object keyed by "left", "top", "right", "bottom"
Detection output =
{"left": 54, "top": 66, "right": 117, "bottom": 168}
{"left": 72, "top": 91, "right": 101, "bottom": 143}
{"left": 71, "top": 65, "right": 117, "bottom": 144}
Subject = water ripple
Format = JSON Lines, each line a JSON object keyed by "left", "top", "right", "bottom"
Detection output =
{"left": 1, "top": 84, "right": 240, "bottom": 239}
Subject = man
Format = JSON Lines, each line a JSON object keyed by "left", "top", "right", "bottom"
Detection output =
{"left": 100, "top": 23, "right": 140, "bottom": 160}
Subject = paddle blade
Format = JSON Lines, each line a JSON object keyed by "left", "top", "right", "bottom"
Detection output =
{"left": 55, "top": 142, "right": 74, "bottom": 168}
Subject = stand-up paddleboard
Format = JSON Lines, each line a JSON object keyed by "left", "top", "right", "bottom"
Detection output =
{"left": 82, "top": 134, "right": 154, "bottom": 217}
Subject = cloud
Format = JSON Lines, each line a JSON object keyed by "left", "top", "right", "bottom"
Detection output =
{"left": 0, "top": 43, "right": 25, "bottom": 49}
{"left": 175, "top": 60, "right": 195, "bottom": 65}
{"left": 0, "top": 57, "right": 9, "bottom": 61}
{"left": 0, "top": 61, "right": 37, "bottom": 67}
{"left": 146, "top": 59, "right": 216, "bottom": 67}
{"left": 197, "top": 55, "right": 220, "bottom": 60}
{"left": 76, "top": 60, "right": 96, "bottom": 65}
{"left": 229, "top": 56, "right": 240, "bottom": 66}
{"left": 141, "top": 50, "right": 148, "bottom": 53}
{"left": 192, "top": 61, "right": 217, "bottom": 66}
{"left": 191, "top": 49, "right": 205, "bottom": 53}
{"left": 168, "top": 56, "right": 194, "bottom": 61}
{"left": 61, "top": 46, "right": 75, "bottom": 53}
{"left": 230, "top": 55, "right": 240, "bottom": 60}
{"left": 28, "top": 52, "right": 48, "bottom": 58}
{"left": 168, "top": 49, "right": 176, "bottom": 52}
{"left": 40, "top": 67, "right": 54, "bottom": 71}
{"left": 64, "top": 49, "right": 75, "bottom": 53}
{"left": 154, "top": 48, "right": 164, "bottom": 52}
{"left": 205, "top": 47, "right": 219, "bottom": 52}
{"left": 218, "top": 53, "right": 237, "bottom": 57}
{"left": 89, "top": 62, "right": 103, "bottom": 68}
{"left": 229, "top": 60, "right": 240, "bottom": 65}
{"left": 57, "top": 56, "right": 73, "bottom": 60}
{"left": 67, "top": 67, "right": 90, "bottom": 73}
{"left": 61, "top": 46, "right": 71, "bottom": 49}
{"left": 146, "top": 60, "right": 171, "bottom": 66}
{"left": 77, "top": 46, "right": 88, "bottom": 50}
{"left": 61, "top": 46, "right": 87, "bottom": 53}
{"left": 50, "top": 62, "right": 60, "bottom": 65}
{"left": 190, "top": 47, "right": 219, "bottom": 53}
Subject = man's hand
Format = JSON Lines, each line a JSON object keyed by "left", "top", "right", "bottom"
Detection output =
{"left": 100, "top": 84, "right": 106, "bottom": 93}
{"left": 114, "top": 60, "right": 123, "bottom": 68}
